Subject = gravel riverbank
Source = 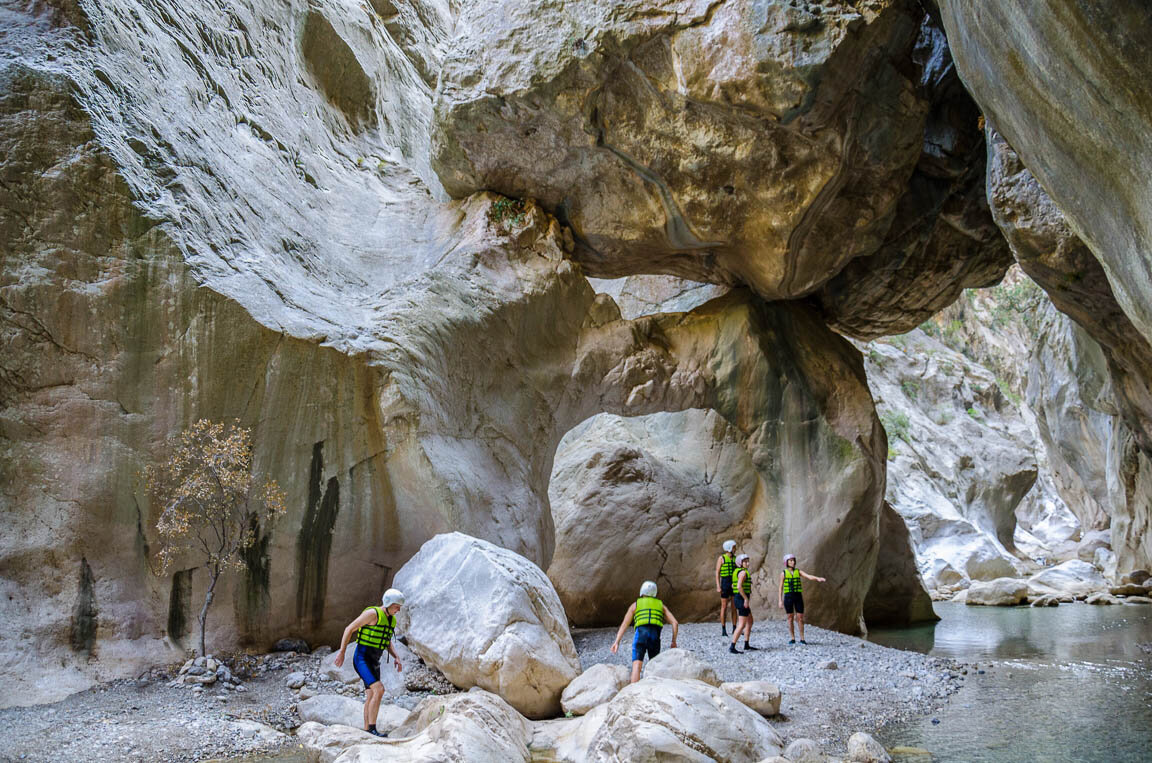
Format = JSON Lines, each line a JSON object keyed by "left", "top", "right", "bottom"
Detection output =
{"left": 574, "top": 620, "right": 970, "bottom": 755}
{"left": 0, "top": 623, "right": 969, "bottom": 761}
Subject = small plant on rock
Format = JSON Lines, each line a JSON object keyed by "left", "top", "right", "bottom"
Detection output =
{"left": 879, "top": 410, "right": 911, "bottom": 444}
{"left": 900, "top": 379, "right": 921, "bottom": 401}
{"left": 490, "top": 197, "right": 528, "bottom": 229}
{"left": 145, "top": 419, "right": 287, "bottom": 657}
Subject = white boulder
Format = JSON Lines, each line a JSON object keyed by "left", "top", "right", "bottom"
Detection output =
{"left": 393, "top": 533, "right": 580, "bottom": 718}
{"left": 847, "top": 731, "right": 892, "bottom": 762}
{"left": 783, "top": 738, "right": 828, "bottom": 762}
{"left": 1085, "top": 592, "right": 1122, "bottom": 605}
{"left": 720, "top": 681, "right": 782, "bottom": 716}
{"left": 298, "top": 695, "right": 409, "bottom": 732}
{"left": 966, "top": 578, "right": 1028, "bottom": 606}
{"left": 561, "top": 664, "right": 630, "bottom": 716}
{"left": 642, "top": 648, "right": 721, "bottom": 686}
{"left": 296, "top": 722, "right": 382, "bottom": 763}
{"left": 320, "top": 650, "right": 362, "bottom": 685}
{"left": 584, "top": 677, "right": 783, "bottom": 761}
{"left": 1027, "top": 560, "right": 1108, "bottom": 598}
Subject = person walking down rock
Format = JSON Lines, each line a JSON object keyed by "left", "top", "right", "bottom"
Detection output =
{"left": 728, "top": 554, "right": 759, "bottom": 654}
{"left": 610, "top": 580, "right": 680, "bottom": 683}
{"left": 715, "top": 539, "right": 739, "bottom": 636}
{"left": 778, "top": 553, "right": 825, "bottom": 644}
{"left": 334, "top": 588, "right": 405, "bottom": 736}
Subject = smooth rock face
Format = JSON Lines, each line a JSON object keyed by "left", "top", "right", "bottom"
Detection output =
{"left": 296, "top": 722, "right": 383, "bottom": 763}
{"left": 862, "top": 503, "right": 938, "bottom": 627}
{"left": 1026, "top": 560, "right": 1107, "bottom": 599}
{"left": 720, "top": 681, "right": 782, "bottom": 717}
{"left": 392, "top": 533, "right": 580, "bottom": 719}
{"left": 641, "top": 649, "right": 720, "bottom": 687}
{"left": 965, "top": 578, "right": 1028, "bottom": 606}
{"left": 561, "top": 664, "right": 630, "bottom": 717}
{"left": 986, "top": 131, "right": 1152, "bottom": 573}
{"left": 583, "top": 677, "right": 784, "bottom": 762}
{"left": 298, "top": 695, "right": 409, "bottom": 732}
{"left": 937, "top": 2, "right": 1152, "bottom": 351}
{"left": 784, "top": 738, "right": 827, "bottom": 763}
{"left": 305, "top": 690, "right": 533, "bottom": 762}
{"left": 433, "top": 0, "right": 949, "bottom": 305}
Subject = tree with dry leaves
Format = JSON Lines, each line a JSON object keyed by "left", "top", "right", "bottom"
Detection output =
{"left": 145, "top": 419, "right": 287, "bottom": 657}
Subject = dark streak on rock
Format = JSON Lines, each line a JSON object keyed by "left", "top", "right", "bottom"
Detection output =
{"left": 296, "top": 442, "right": 341, "bottom": 627}
{"left": 70, "top": 557, "right": 98, "bottom": 656}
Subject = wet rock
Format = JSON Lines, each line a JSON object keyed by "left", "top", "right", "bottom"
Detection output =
{"left": 1110, "top": 584, "right": 1147, "bottom": 597}
{"left": 966, "top": 578, "right": 1028, "bottom": 606}
{"left": 1085, "top": 592, "right": 1122, "bottom": 606}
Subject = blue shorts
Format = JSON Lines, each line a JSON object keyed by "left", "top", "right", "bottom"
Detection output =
{"left": 353, "top": 643, "right": 383, "bottom": 688}
{"left": 632, "top": 624, "right": 662, "bottom": 662}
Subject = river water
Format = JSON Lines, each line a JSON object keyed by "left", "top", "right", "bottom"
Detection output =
{"left": 868, "top": 601, "right": 1152, "bottom": 762}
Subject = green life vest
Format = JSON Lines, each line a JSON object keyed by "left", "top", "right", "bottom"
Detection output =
{"left": 354, "top": 606, "right": 395, "bottom": 649}
{"left": 783, "top": 568, "right": 802, "bottom": 594}
{"left": 633, "top": 596, "right": 665, "bottom": 627}
{"left": 719, "top": 553, "right": 735, "bottom": 578}
{"left": 731, "top": 567, "right": 751, "bottom": 595}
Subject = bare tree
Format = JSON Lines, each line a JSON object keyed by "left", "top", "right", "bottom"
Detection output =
{"left": 146, "top": 419, "right": 287, "bottom": 657}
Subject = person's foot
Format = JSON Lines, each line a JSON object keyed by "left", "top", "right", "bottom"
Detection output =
{"left": 743, "top": 643, "right": 759, "bottom": 651}
{"left": 728, "top": 643, "right": 741, "bottom": 654}
{"left": 368, "top": 728, "right": 388, "bottom": 738}
{"left": 800, "top": 639, "right": 808, "bottom": 644}
{"left": 721, "top": 627, "right": 728, "bottom": 636}
{"left": 788, "top": 639, "right": 796, "bottom": 644}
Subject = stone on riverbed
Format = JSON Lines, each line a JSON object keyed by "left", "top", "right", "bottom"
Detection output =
{"left": 783, "top": 737, "right": 829, "bottom": 762}
{"left": 1027, "top": 560, "right": 1108, "bottom": 598}
{"left": 1124, "top": 596, "right": 1152, "bottom": 604}
{"left": 642, "top": 648, "right": 721, "bottom": 686}
{"left": 1086, "top": 592, "right": 1122, "bottom": 605}
{"left": 720, "top": 681, "right": 781, "bottom": 716}
{"left": 284, "top": 671, "right": 306, "bottom": 689}
{"left": 966, "top": 578, "right": 1028, "bottom": 606}
{"left": 1110, "top": 584, "right": 1147, "bottom": 596}
{"left": 1030, "top": 595, "right": 1060, "bottom": 607}
{"left": 561, "top": 663, "right": 629, "bottom": 716}
{"left": 847, "top": 731, "right": 893, "bottom": 762}
{"left": 394, "top": 533, "right": 580, "bottom": 718}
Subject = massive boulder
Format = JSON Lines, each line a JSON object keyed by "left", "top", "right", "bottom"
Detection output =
{"left": 393, "top": 533, "right": 580, "bottom": 719}
{"left": 561, "top": 663, "right": 630, "bottom": 717}
{"left": 965, "top": 577, "right": 1027, "bottom": 607}
{"left": 1027, "top": 560, "right": 1108, "bottom": 599}
{"left": 584, "top": 677, "right": 784, "bottom": 762}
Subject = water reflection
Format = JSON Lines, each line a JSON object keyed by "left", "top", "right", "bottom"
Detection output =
{"left": 870, "top": 602, "right": 1152, "bottom": 763}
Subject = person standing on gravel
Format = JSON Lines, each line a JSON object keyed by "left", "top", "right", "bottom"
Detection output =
{"left": 610, "top": 580, "right": 680, "bottom": 683}
{"left": 728, "top": 554, "right": 759, "bottom": 654}
{"left": 334, "top": 588, "right": 405, "bottom": 737}
{"left": 715, "top": 539, "right": 739, "bottom": 636}
{"left": 778, "top": 553, "right": 825, "bottom": 644}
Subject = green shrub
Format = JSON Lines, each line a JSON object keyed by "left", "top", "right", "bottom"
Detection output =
{"left": 900, "top": 379, "right": 921, "bottom": 400}
{"left": 491, "top": 197, "right": 527, "bottom": 228}
{"left": 880, "top": 410, "right": 911, "bottom": 443}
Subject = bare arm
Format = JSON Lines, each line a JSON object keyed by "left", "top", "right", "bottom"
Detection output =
{"left": 800, "top": 569, "right": 826, "bottom": 582}
{"left": 334, "top": 610, "right": 378, "bottom": 666}
{"left": 738, "top": 570, "right": 749, "bottom": 604}
{"left": 664, "top": 607, "right": 679, "bottom": 648}
{"left": 715, "top": 555, "right": 723, "bottom": 591}
{"left": 778, "top": 572, "right": 785, "bottom": 608}
{"left": 610, "top": 604, "right": 636, "bottom": 654}
{"left": 387, "top": 641, "right": 402, "bottom": 671}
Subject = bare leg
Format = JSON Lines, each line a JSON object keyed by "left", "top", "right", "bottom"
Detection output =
{"left": 719, "top": 598, "right": 728, "bottom": 630}
{"left": 365, "top": 683, "right": 384, "bottom": 729}
{"left": 744, "top": 612, "right": 754, "bottom": 643}
{"left": 631, "top": 659, "right": 643, "bottom": 683}
{"left": 787, "top": 613, "right": 796, "bottom": 640}
{"left": 731, "top": 602, "right": 738, "bottom": 630}
{"left": 798, "top": 613, "right": 806, "bottom": 642}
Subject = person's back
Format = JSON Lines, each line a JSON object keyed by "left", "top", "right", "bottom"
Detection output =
{"left": 611, "top": 581, "right": 679, "bottom": 682}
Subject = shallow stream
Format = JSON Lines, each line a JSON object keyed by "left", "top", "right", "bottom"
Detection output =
{"left": 868, "top": 601, "right": 1152, "bottom": 762}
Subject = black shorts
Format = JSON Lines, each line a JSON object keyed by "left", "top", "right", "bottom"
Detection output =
{"left": 720, "top": 577, "right": 734, "bottom": 599}
{"left": 783, "top": 592, "right": 804, "bottom": 614}
{"left": 734, "top": 593, "right": 751, "bottom": 617}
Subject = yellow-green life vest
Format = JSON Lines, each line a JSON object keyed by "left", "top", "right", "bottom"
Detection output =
{"left": 354, "top": 606, "right": 395, "bottom": 649}
{"left": 783, "top": 568, "right": 802, "bottom": 594}
{"left": 731, "top": 567, "right": 751, "bottom": 595}
{"left": 719, "top": 553, "right": 735, "bottom": 578}
{"left": 633, "top": 596, "right": 665, "bottom": 627}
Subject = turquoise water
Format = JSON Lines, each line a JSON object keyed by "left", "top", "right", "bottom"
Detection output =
{"left": 868, "top": 602, "right": 1152, "bottom": 762}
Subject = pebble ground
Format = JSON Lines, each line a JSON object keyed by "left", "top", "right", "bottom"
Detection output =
{"left": 574, "top": 620, "right": 971, "bottom": 755}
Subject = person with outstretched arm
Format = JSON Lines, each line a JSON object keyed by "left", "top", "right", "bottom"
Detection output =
{"left": 610, "top": 580, "right": 679, "bottom": 683}
{"left": 715, "top": 539, "right": 739, "bottom": 636}
{"left": 778, "top": 553, "right": 826, "bottom": 644}
{"left": 334, "top": 588, "right": 405, "bottom": 736}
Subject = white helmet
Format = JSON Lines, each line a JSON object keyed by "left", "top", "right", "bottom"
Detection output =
{"left": 382, "top": 588, "right": 405, "bottom": 608}
{"left": 722, "top": 540, "right": 736, "bottom": 553}
{"left": 735, "top": 554, "right": 750, "bottom": 565}
{"left": 639, "top": 581, "right": 658, "bottom": 598}
{"left": 783, "top": 553, "right": 796, "bottom": 565}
